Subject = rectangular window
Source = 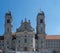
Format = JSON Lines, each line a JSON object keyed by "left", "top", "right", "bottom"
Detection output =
{"left": 7, "top": 28, "right": 9, "bottom": 32}
{"left": 40, "top": 19, "right": 43, "bottom": 23}
{"left": 24, "top": 39, "right": 27, "bottom": 43}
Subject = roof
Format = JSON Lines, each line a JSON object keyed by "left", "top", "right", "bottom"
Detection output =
{"left": 0, "top": 34, "right": 60, "bottom": 40}
{"left": 37, "top": 10, "right": 44, "bottom": 16}
{"left": 46, "top": 35, "right": 60, "bottom": 40}
{"left": 16, "top": 18, "right": 34, "bottom": 32}
{"left": 5, "top": 10, "right": 11, "bottom": 15}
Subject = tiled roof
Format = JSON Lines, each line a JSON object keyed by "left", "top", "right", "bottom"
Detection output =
{"left": 46, "top": 35, "right": 60, "bottom": 40}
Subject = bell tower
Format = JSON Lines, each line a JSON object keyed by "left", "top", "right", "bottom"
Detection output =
{"left": 36, "top": 10, "right": 46, "bottom": 51}
{"left": 4, "top": 11, "right": 12, "bottom": 53}
{"left": 4, "top": 11, "right": 12, "bottom": 34}
{"left": 36, "top": 11, "right": 45, "bottom": 34}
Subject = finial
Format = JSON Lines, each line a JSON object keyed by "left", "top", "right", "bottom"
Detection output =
{"left": 38, "top": 9, "right": 44, "bottom": 15}
{"left": 28, "top": 20, "right": 30, "bottom": 24}
{"left": 6, "top": 10, "right": 11, "bottom": 15}
{"left": 40, "top": 9, "right": 43, "bottom": 13}
{"left": 40, "top": 9, "right": 42, "bottom": 12}
{"left": 25, "top": 18, "right": 27, "bottom": 22}
{"left": 7, "top": 9, "right": 11, "bottom": 14}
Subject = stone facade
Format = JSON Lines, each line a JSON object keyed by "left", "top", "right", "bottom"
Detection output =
{"left": 0, "top": 10, "right": 60, "bottom": 53}
{"left": 16, "top": 32, "right": 35, "bottom": 51}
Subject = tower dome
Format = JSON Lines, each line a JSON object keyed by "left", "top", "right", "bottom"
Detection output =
{"left": 5, "top": 10, "right": 11, "bottom": 15}
{"left": 38, "top": 10, "right": 44, "bottom": 16}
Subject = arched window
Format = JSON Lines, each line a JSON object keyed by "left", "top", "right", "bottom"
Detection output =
{"left": 7, "top": 19, "right": 10, "bottom": 23}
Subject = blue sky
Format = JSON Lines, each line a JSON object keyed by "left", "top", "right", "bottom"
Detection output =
{"left": 0, "top": 0, "right": 60, "bottom": 35}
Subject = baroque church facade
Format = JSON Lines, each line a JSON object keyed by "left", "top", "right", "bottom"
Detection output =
{"left": 0, "top": 11, "right": 60, "bottom": 53}
{"left": 4, "top": 10, "right": 46, "bottom": 52}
